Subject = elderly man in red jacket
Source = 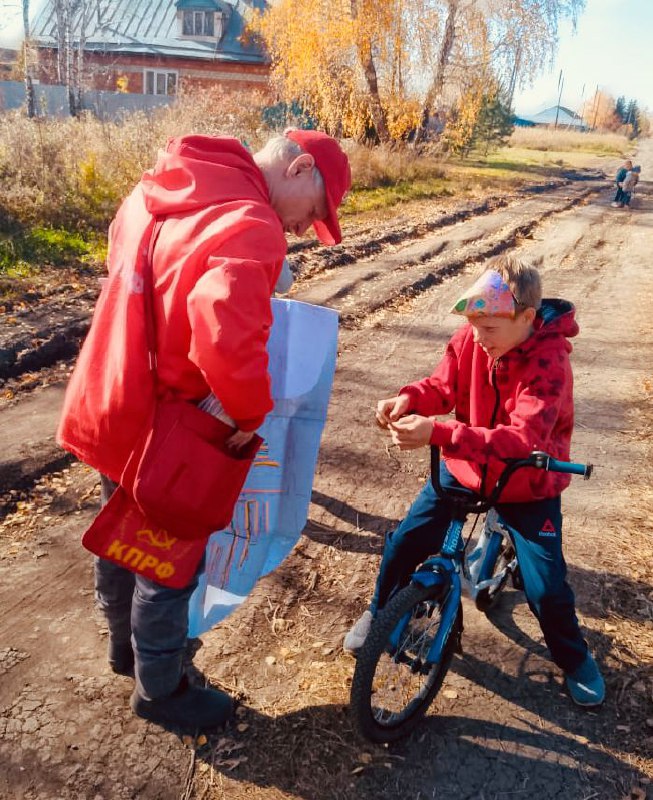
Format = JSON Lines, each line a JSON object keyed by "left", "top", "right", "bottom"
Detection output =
{"left": 58, "top": 129, "right": 350, "bottom": 731}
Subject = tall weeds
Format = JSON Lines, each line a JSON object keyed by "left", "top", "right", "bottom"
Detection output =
{"left": 0, "top": 87, "right": 269, "bottom": 234}
{"left": 509, "top": 127, "right": 630, "bottom": 156}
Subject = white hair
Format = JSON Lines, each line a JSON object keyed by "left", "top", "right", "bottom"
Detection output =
{"left": 258, "top": 134, "right": 324, "bottom": 192}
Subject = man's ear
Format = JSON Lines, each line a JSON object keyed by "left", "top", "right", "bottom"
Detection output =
{"left": 286, "top": 153, "right": 315, "bottom": 177}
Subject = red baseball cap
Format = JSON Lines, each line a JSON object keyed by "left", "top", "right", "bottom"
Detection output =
{"left": 286, "top": 129, "right": 351, "bottom": 245}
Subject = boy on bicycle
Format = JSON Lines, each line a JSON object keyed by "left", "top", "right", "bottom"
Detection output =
{"left": 344, "top": 255, "right": 605, "bottom": 707}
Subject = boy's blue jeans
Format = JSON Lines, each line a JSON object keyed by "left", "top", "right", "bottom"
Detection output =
{"left": 95, "top": 476, "right": 202, "bottom": 700}
{"left": 370, "top": 462, "right": 588, "bottom": 674}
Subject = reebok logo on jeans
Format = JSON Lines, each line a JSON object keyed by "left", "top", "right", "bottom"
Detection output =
{"left": 538, "top": 519, "right": 557, "bottom": 537}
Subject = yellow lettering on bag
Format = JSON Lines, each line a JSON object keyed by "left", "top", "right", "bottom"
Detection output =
{"left": 155, "top": 562, "right": 175, "bottom": 580}
{"left": 124, "top": 547, "right": 145, "bottom": 568}
{"left": 105, "top": 539, "right": 176, "bottom": 582}
{"left": 106, "top": 540, "right": 128, "bottom": 560}
{"left": 139, "top": 554, "right": 159, "bottom": 572}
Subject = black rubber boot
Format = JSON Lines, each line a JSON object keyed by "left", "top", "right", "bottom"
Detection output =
{"left": 108, "top": 640, "right": 135, "bottom": 677}
{"left": 130, "top": 676, "right": 234, "bottom": 731}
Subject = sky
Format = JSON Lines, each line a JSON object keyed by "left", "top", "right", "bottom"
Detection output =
{"left": 1, "top": 0, "right": 651, "bottom": 114}
{"left": 513, "top": 0, "right": 653, "bottom": 115}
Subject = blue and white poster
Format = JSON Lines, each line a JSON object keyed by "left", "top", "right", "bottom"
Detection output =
{"left": 187, "top": 299, "right": 338, "bottom": 637}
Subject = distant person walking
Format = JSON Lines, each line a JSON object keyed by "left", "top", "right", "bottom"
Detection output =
{"left": 620, "top": 165, "right": 641, "bottom": 208}
{"left": 611, "top": 159, "right": 632, "bottom": 207}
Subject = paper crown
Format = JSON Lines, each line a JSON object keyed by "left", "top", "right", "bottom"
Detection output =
{"left": 451, "top": 270, "right": 517, "bottom": 318}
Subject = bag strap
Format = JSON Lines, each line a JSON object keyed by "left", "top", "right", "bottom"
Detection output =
{"left": 141, "top": 219, "right": 165, "bottom": 381}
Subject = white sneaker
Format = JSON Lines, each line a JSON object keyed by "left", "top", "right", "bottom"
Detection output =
{"left": 343, "top": 610, "right": 373, "bottom": 654}
{"left": 610, "top": 202, "right": 620, "bottom": 207}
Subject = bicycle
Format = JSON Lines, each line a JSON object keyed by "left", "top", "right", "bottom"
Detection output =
{"left": 349, "top": 447, "right": 593, "bottom": 743}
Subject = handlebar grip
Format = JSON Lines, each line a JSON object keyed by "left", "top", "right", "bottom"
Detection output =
{"left": 533, "top": 452, "right": 593, "bottom": 479}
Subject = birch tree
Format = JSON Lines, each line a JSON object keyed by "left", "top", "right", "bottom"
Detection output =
{"left": 21, "top": 0, "right": 36, "bottom": 117}
{"left": 51, "top": 0, "right": 95, "bottom": 115}
{"left": 251, "top": 0, "right": 586, "bottom": 144}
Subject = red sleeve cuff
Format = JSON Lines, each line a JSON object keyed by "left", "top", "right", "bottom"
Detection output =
{"left": 429, "top": 420, "right": 454, "bottom": 447}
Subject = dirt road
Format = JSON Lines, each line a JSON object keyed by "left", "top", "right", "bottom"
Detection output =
{"left": 1, "top": 146, "right": 651, "bottom": 800}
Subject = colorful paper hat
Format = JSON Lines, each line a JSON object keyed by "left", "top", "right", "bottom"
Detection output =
{"left": 451, "top": 270, "right": 517, "bottom": 318}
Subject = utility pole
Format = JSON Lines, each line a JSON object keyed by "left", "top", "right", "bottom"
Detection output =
{"left": 554, "top": 70, "right": 564, "bottom": 128}
{"left": 591, "top": 85, "right": 600, "bottom": 130}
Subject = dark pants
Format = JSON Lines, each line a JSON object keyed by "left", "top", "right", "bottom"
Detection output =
{"left": 95, "top": 476, "right": 203, "bottom": 700}
{"left": 614, "top": 187, "right": 630, "bottom": 204}
{"left": 370, "top": 463, "right": 588, "bottom": 674}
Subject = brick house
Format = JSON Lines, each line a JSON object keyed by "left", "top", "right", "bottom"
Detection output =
{"left": 30, "top": 0, "right": 270, "bottom": 96}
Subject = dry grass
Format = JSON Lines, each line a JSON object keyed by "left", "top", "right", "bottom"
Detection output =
{"left": 509, "top": 126, "right": 631, "bottom": 156}
{"left": 0, "top": 99, "right": 636, "bottom": 270}
{"left": 0, "top": 87, "right": 269, "bottom": 232}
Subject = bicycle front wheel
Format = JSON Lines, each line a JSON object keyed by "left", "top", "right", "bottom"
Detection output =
{"left": 349, "top": 581, "right": 462, "bottom": 743}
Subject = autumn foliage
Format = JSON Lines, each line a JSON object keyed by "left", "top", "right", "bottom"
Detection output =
{"left": 249, "top": 0, "right": 586, "bottom": 147}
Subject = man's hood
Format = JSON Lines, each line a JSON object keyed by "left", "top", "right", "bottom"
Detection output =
{"left": 140, "top": 135, "right": 270, "bottom": 217}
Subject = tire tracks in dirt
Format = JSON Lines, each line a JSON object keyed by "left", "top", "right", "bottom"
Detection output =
{"left": 0, "top": 176, "right": 607, "bottom": 509}
{"left": 5, "top": 166, "right": 652, "bottom": 800}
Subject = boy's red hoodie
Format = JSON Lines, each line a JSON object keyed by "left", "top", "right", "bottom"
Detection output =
{"left": 57, "top": 135, "right": 287, "bottom": 483}
{"left": 400, "top": 300, "right": 579, "bottom": 502}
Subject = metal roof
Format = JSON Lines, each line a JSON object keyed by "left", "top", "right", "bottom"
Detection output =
{"left": 527, "top": 106, "right": 585, "bottom": 127}
{"left": 31, "top": 0, "right": 267, "bottom": 64}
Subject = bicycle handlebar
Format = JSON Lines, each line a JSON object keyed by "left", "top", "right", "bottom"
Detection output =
{"left": 429, "top": 447, "right": 593, "bottom": 510}
{"left": 528, "top": 451, "right": 593, "bottom": 479}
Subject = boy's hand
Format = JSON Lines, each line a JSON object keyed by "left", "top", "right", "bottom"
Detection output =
{"left": 376, "top": 394, "right": 412, "bottom": 428}
{"left": 388, "top": 415, "right": 434, "bottom": 450}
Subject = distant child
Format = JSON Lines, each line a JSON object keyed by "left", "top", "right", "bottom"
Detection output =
{"left": 611, "top": 159, "right": 632, "bottom": 207}
{"left": 344, "top": 256, "right": 605, "bottom": 708}
{"left": 620, "top": 165, "right": 641, "bottom": 208}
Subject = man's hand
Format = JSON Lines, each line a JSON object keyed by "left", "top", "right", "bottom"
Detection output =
{"left": 388, "top": 415, "right": 434, "bottom": 450}
{"left": 376, "top": 394, "right": 412, "bottom": 429}
{"left": 226, "top": 429, "right": 257, "bottom": 452}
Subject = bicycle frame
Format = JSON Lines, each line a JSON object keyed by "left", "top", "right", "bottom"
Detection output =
{"left": 392, "top": 447, "right": 592, "bottom": 667}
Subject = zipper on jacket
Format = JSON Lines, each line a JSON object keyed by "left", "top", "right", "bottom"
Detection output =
{"left": 480, "top": 359, "right": 502, "bottom": 497}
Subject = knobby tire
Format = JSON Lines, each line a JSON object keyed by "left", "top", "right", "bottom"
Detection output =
{"left": 350, "top": 581, "right": 462, "bottom": 743}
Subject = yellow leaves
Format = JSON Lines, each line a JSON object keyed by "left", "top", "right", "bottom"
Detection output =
{"left": 385, "top": 96, "right": 422, "bottom": 141}
{"left": 250, "top": 0, "right": 407, "bottom": 141}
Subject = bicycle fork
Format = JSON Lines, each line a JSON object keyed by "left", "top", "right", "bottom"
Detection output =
{"left": 466, "top": 510, "right": 518, "bottom": 599}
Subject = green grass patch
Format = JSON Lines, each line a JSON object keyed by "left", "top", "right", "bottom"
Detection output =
{"left": 0, "top": 226, "right": 106, "bottom": 274}
{"left": 343, "top": 176, "right": 453, "bottom": 215}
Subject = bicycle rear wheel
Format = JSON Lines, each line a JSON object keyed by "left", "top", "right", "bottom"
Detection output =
{"left": 474, "top": 535, "right": 516, "bottom": 612}
{"left": 350, "top": 581, "right": 462, "bottom": 743}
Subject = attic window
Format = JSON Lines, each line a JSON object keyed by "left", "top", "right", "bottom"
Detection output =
{"left": 182, "top": 10, "right": 214, "bottom": 36}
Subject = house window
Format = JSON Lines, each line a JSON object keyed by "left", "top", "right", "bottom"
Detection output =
{"left": 144, "top": 69, "right": 178, "bottom": 96}
{"left": 182, "top": 10, "right": 214, "bottom": 36}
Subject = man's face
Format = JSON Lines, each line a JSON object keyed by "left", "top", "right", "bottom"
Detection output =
{"left": 469, "top": 310, "right": 535, "bottom": 359}
{"left": 273, "top": 155, "right": 329, "bottom": 238}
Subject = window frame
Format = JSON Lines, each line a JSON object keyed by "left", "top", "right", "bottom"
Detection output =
{"left": 143, "top": 68, "right": 178, "bottom": 96}
{"left": 181, "top": 9, "right": 216, "bottom": 38}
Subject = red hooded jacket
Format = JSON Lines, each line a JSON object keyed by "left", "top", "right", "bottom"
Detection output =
{"left": 400, "top": 300, "right": 579, "bottom": 502}
{"left": 57, "top": 135, "right": 287, "bottom": 483}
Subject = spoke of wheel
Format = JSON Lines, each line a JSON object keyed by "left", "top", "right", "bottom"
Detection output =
{"left": 370, "top": 600, "right": 442, "bottom": 721}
